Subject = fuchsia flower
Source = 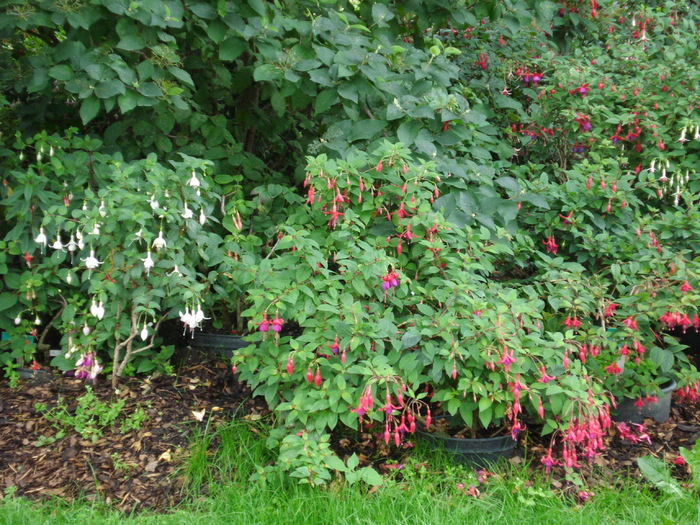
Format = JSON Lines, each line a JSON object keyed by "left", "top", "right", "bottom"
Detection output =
{"left": 622, "top": 316, "right": 638, "bottom": 330}
{"left": 381, "top": 270, "right": 400, "bottom": 290}
{"left": 543, "top": 235, "right": 558, "bottom": 254}
{"left": 538, "top": 366, "right": 556, "bottom": 383}
{"left": 563, "top": 316, "right": 582, "bottom": 329}
{"left": 605, "top": 362, "right": 623, "bottom": 375}
{"left": 271, "top": 314, "right": 284, "bottom": 333}
{"left": 258, "top": 313, "right": 270, "bottom": 332}
{"left": 680, "top": 280, "right": 693, "bottom": 292}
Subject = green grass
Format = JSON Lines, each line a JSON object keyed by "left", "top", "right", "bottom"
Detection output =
{"left": 2, "top": 419, "right": 699, "bottom": 525}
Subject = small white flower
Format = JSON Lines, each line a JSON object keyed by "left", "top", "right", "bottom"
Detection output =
{"left": 150, "top": 195, "right": 159, "bottom": 210}
{"left": 82, "top": 324, "right": 91, "bottom": 336}
{"left": 49, "top": 146, "right": 54, "bottom": 157}
{"left": 142, "top": 250, "right": 155, "bottom": 275}
{"left": 179, "top": 307, "right": 196, "bottom": 333}
{"left": 193, "top": 304, "right": 209, "bottom": 326}
{"left": 91, "top": 223, "right": 101, "bottom": 235}
{"left": 66, "top": 235, "right": 78, "bottom": 252}
{"left": 51, "top": 236, "right": 64, "bottom": 251}
{"left": 188, "top": 170, "right": 200, "bottom": 189}
{"left": 152, "top": 230, "right": 167, "bottom": 251}
{"left": 90, "top": 299, "right": 99, "bottom": 317}
{"left": 14, "top": 315, "right": 21, "bottom": 325}
{"left": 82, "top": 249, "right": 102, "bottom": 269}
{"left": 182, "top": 203, "right": 193, "bottom": 219}
{"left": 66, "top": 272, "right": 73, "bottom": 284}
{"left": 694, "top": 125, "right": 700, "bottom": 140}
{"left": 199, "top": 209, "right": 207, "bottom": 225}
{"left": 648, "top": 160, "right": 656, "bottom": 173}
{"left": 95, "top": 301, "right": 105, "bottom": 320}
{"left": 140, "top": 323, "right": 149, "bottom": 341}
{"left": 35, "top": 227, "right": 47, "bottom": 251}
{"left": 168, "top": 265, "right": 183, "bottom": 277}
{"left": 76, "top": 230, "right": 85, "bottom": 250}
{"left": 35, "top": 316, "right": 41, "bottom": 325}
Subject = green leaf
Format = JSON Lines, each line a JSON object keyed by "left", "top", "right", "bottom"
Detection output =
{"left": 94, "top": 79, "right": 125, "bottom": 99}
{"left": 220, "top": 37, "right": 247, "bottom": 61}
{"left": 254, "top": 64, "right": 282, "bottom": 82}
{"left": 346, "top": 453, "right": 359, "bottom": 470}
{"left": 637, "top": 456, "right": 685, "bottom": 496}
{"left": 118, "top": 91, "right": 138, "bottom": 113}
{"left": 348, "top": 119, "right": 386, "bottom": 142}
{"left": 167, "top": 66, "right": 194, "bottom": 87}
{"left": 315, "top": 88, "right": 337, "bottom": 115}
{"left": 359, "top": 467, "right": 383, "bottom": 486}
{"left": 79, "top": 97, "right": 100, "bottom": 125}
{"left": 0, "top": 292, "right": 18, "bottom": 312}
{"left": 117, "top": 35, "right": 145, "bottom": 51}
{"left": 189, "top": 3, "right": 216, "bottom": 18}
{"left": 247, "top": 0, "right": 267, "bottom": 15}
{"left": 402, "top": 328, "right": 421, "bottom": 349}
{"left": 48, "top": 65, "right": 72, "bottom": 81}
{"left": 518, "top": 192, "right": 549, "bottom": 209}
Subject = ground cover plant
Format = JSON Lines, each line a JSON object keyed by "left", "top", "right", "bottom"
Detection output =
{"left": 1, "top": 0, "right": 700, "bottom": 511}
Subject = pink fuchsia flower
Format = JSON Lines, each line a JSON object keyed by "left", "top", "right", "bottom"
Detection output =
{"left": 540, "top": 447, "right": 558, "bottom": 473}
{"left": 328, "top": 335, "right": 340, "bottom": 355}
{"left": 538, "top": 366, "right": 556, "bottom": 383}
{"left": 605, "top": 362, "right": 623, "bottom": 375}
{"left": 604, "top": 302, "right": 618, "bottom": 317}
{"left": 258, "top": 313, "right": 270, "bottom": 332}
{"left": 563, "top": 316, "right": 581, "bottom": 329}
{"left": 681, "top": 280, "right": 693, "bottom": 292}
{"left": 622, "top": 316, "right": 638, "bottom": 330}
{"left": 381, "top": 270, "right": 400, "bottom": 290}
{"left": 497, "top": 346, "right": 516, "bottom": 372}
{"left": 271, "top": 314, "right": 284, "bottom": 332}
{"left": 674, "top": 455, "right": 687, "bottom": 466}
{"left": 542, "top": 235, "right": 558, "bottom": 254}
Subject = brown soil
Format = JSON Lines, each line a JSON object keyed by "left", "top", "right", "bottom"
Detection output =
{"left": 1, "top": 349, "right": 699, "bottom": 513}
{"left": 0, "top": 351, "right": 266, "bottom": 514}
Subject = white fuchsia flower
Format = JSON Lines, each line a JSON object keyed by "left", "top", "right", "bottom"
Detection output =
{"left": 66, "top": 235, "right": 77, "bottom": 252}
{"left": 152, "top": 230, "right": 167, "bottom": 251}
{"left": 188, "top": 170, "right": 200, "bottom": 189}
{"left": 14, "top": 315, "right": 21, "bottom": 325}
{"left": 199, "top": 209, "right": 207, "bottom": 225}
{"left": 82, "top": 249, "right": 102, "bottom": 269}
{"left": 35, "top": 227, "right": 47, "bottom": 252}
{"left": 82, "top": 324, "right": 91, "bottom": 336}
{"left": 168, "top": 265, "right": 183, "bottom": 277}
{"left": 179, "top": 307, "right": 196, "bottom": 333}
{"left": 193, "top": 304, "right": 209, "bottom": 327}
{"left": 150, "top": 195, "right": 159, "bottom": 210}
{"left": 182, "top": 203, "right": 193, "bottom": 219}
{"left": 140, "top": 323, "right": 149, "bottom": 341}
{"left": 51, "top": 236, "right": 64, "bottom": 251}
{"left": 142, "top": 250, "right": 155, "bottom": 275}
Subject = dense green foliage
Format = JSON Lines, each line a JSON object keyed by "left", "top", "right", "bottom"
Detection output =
{"left": 2, "top": 0, "right": 700, "bottom": 483}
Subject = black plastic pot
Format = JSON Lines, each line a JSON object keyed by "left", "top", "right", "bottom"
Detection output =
{"left": 190, "top": 333, "right": 257, "bottom": 358}
{"left": 612, "top": 379, "right": 677, "bottom": 424}
{"left": 416, "top": 416, "right": 517, "bottom": 468}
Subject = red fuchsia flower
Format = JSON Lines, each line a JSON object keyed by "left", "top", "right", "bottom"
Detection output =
{"left": 619, "top": 344, "right": 630, "bottom": 356}
{"left": 497, "top": 346, "right": 517, "bottom": 372}
{"left": 560, "top": 211, "right": 574, "bottom": 225}
{"left": 575, "top": 114, "right": 591, "bottom": 131}
{"left": 605, "top": 362, "right": 623, "bottom": 375}
{"left": 622, "top": 316, "right": 638, "bottom": 330}
{"left": 323, "top": 203, "right": 344, "bottom": 228}
{"left": 328, "top": 335, "right": 340, "bottom": 355}
{"left": 306, "top": 366, "right": 313, "bottom": 383}
{"left": 543, "top": 235, "right": 558, "bottom": 254}
{"left": 476, "top": 52, "right": 488, "bottom": 70}
{"left": 271, "top": 314, "right": 284, "bottom": 333}
{"left": 563, "top": 315, "right": 582, "bottom": 329}
{"left": 681, "top": 280, "right": 693, "bottom": 292}
{"left": 381, "top": 270, "right": 400, "bottom": 290}
{"left": 258, "top": 313, "right": 270, "bottom": 332}
{"left": 674, "top": 455, "right": 687, "bottom": 466}
{"left": 569, "top": 83, "right": 590, "bottom": 97}
{"left": 604, "top": 302, "right": 618, "bottom": 317}
{"left": 538, "top": 366, "right": 556, "bottom": 383}
{"left": 632, "top": 340, "right": 645, "bottom": 355}
{"left": 540, "top": 447, "right": 558, "bottom": 473}
{"left": 314, "top": 367, "right": 322, "bottom": 387}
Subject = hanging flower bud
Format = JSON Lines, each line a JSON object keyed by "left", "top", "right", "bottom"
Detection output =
{"left": 140, "top": 323, "right": 149, "bottom": 341}
{"left": 314, "top": 367, "right": 322, "bottom": 387}
{"left": 286, "top": 355, "right": 294, "bottom": 375}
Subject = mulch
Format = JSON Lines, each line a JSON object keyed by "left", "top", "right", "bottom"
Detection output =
{"left": 0, "top": 350, "right": 266, "bottom": 513}
{"left": 1, "top": 347, "right": 700, "bottom": 513}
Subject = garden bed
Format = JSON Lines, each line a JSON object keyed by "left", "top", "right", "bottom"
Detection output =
{"left": 1, "top": 350, "right": 699, "bottom": 514}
